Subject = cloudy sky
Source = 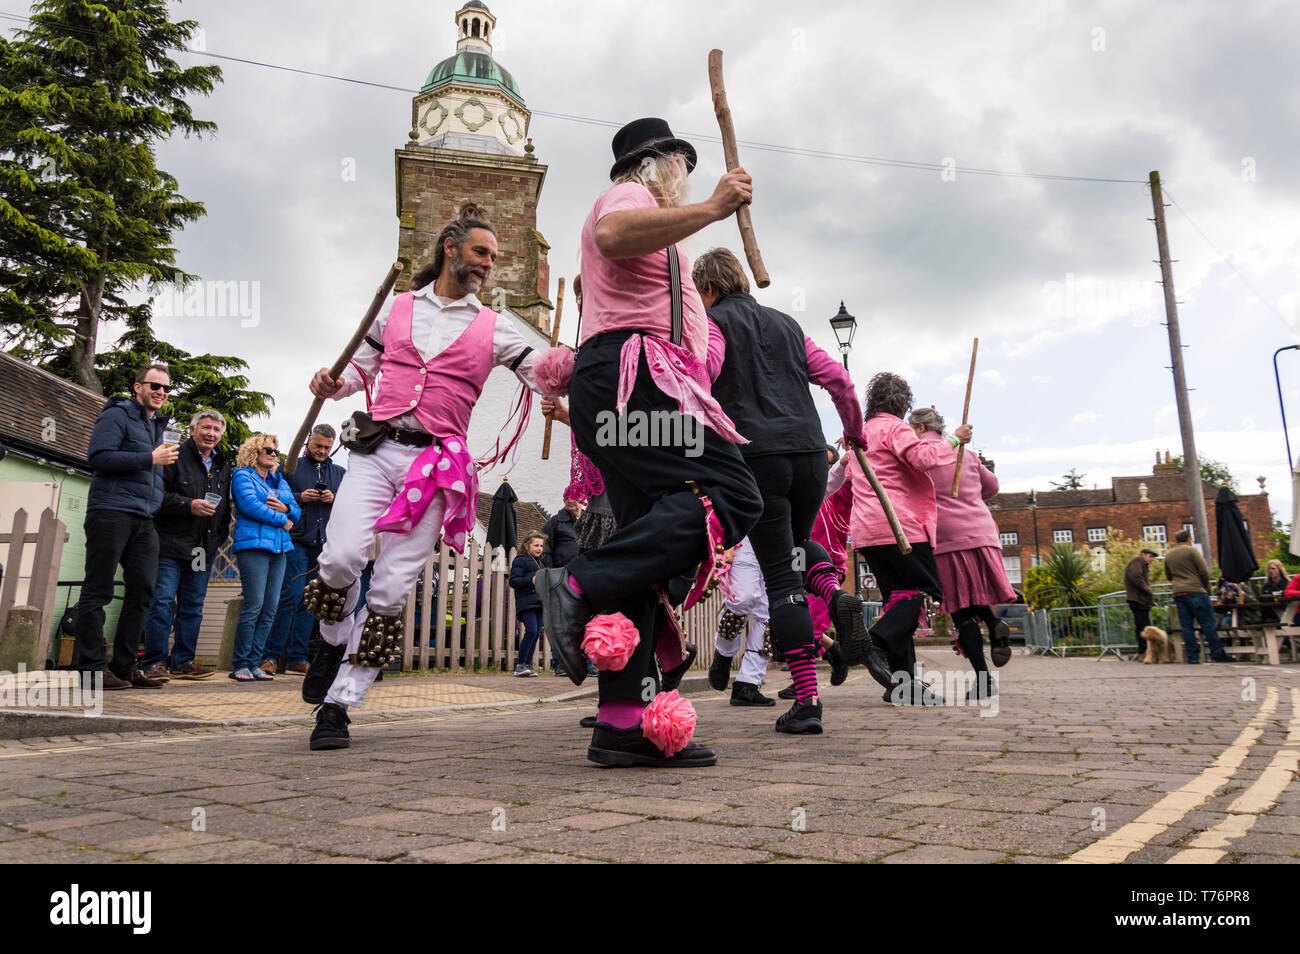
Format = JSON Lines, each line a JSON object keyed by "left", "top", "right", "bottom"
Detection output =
{"left": 13, "top": 0, "right": 1300, "bottom": 519}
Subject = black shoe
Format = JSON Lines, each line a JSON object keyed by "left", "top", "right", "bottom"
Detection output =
{"left": 535, "top": 568, "right": 592, "bottom": 686}
{"left": 302, "top": 640, "right": 346, "bottom": 705}
{"left": 885, "top": 679, "right": 944, "bottom": 707}
{"left": 309, "top": 703, "right": 351, "bottom": 750}
{"left": 778, "top": 683, "right": 797, "bottom": 700}
{"left": 660, "top": 642, "right": 697, "bottom": 694}
{"left": 831, "top": 590, "right": 870, "bottom": 666}
{"left": 554, "top": 664, "right": 568, "bottom": 677}
{"left": 966, "top": 671, "right": 998, "bottom": 701}
{"left": 587, "top": 722, "right": 717, "bottom": 767}
{"left": 826, "top": 640, "right": 848, "bottom": 686}
{"left": 864, "top": 635, "right": 895, "bottom": 690}
{"left": 775, "top": 698, "right": 823, "bottom": 734}
{"left": 1210, "top": 654, "right": 1231, "bottom": 663}
{"left": 579, "top": 715, "right": 597, "bottom": 729}
{"left": 990, "top": 620, "right": 1012, "bottom": 667}
{"left": 708, "top": 651, "right": 733, "bottom": 691}
{"left": 730, "top": 681, "right": 776, "bottom": 707}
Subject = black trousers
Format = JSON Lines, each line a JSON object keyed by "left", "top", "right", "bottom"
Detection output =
{"left": 1128, "top": 600, "right": 1151, "bottom": 654}
{"left": 566, "top": 331, "right": 763, "bottom": 702}
{"left": 860, "top": 541, "right": 942, "bottom": 678}
{"left": 745, "top": 451, "right": 828, "bottom": 653}
{"left": 75, "top": 509, "right": 159, "bottom": 677}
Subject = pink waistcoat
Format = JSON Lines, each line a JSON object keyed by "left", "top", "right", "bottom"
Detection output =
{"left": 369, "top": 293, "right": 496, "bottom": 441}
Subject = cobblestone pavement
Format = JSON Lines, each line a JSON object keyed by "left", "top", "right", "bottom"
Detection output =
{"left": 1, "top": 651, "right": 1297, "bottom": 864}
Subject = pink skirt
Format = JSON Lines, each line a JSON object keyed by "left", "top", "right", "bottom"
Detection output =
{"left": 937, "top": 545, "right": 1016, "bottom": 613}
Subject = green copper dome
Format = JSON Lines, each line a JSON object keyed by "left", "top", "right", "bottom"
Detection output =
{"left": 422, "top": 51, "right": 523, "bottom": 103}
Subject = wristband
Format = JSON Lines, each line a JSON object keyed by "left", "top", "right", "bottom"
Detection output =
{"left": 946, "top": 435, "right": 960, "bottom": 448}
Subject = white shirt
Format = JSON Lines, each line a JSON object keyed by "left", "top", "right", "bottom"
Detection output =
{"left": 337, "top": 285, "right": 541, "bottom": 432}
{"left": 827, "top": 455, "right": 849, "bottom": 494}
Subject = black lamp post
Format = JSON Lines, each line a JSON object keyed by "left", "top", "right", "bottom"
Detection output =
{"left": 1027, "top": 488, "right": 1041, "bottom": 567}
{"left": 829, "top": 301, "right": 857, "bottom": 370}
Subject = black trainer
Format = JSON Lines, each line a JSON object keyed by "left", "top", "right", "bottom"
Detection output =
{"left": 831, "top": 590, "right": 870, "bottom": 664}
{"left": 884, "top": 679, "right": 944, "bottom": 707}
{"left": 587, "top": 722, "right": 717, "bottom": 767}
{"left": 660, "top": 642, "right": 697, "bottom": 694}
{"left": 731, "top": 681, "right": 775, "bottom": 707}
{"left": 309, "top": 702, "right": 351, "bottom": 750}
{"left": 778, "top": 683, "right": 796, "bottom": 700}
{"left": 708, "top": 651, "right": 733, "bottom": 691}
{"left": 864, "top": 634, "right": 896, "bottom": 690}
{"left": 302, "top": 640, "right": 346, "bottom": 705}
{"left": 990, "top": 620, "right": 1012, "bottom": 667}
{"left": 775, "top": 698, "right": 823, "bottom": 734}
{"left": 826, "top": 640, "right": 848, "bottom": 686}
{"left": 535, "top": 568, "right": 592, "bottom": 686}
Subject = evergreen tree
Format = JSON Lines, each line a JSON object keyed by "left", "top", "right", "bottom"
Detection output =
{"left": 0, "top": 0, "right": 221, "bottom": 392}
{"left": 1050, "top": 468, "right": 1087, "bottom": 491}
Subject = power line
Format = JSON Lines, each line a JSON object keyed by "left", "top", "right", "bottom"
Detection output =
{"left": 0, "top": 8, "right": 1145, "bottom": 185}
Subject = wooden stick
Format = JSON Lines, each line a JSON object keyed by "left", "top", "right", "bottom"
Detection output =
{"left": 284, "top": 262, "right": 403, "bottom": 474}
{"left": 950, "top": 337, "right": 979, "bottom": 497}
{"left": 707, "top": 49, "right": 770, "bottom": 288}
{"left": 851, "top": 444, "right": 911, "bottom": 555}
{"left": 541, "top": 277, "right": 566, "bottom": 461}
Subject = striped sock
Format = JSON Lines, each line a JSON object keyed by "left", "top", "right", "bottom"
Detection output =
{"left": 806, "top": 562, "right": 840, "bottom": 605}
{"left": 788, "top": 645, "right": 820, "bottom": 703}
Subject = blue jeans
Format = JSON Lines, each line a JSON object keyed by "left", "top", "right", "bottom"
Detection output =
{"left": 262, "top": 543, "right": 320, "bottom": 667}
{"left": 234, "top": 549, "right": 287, "bottom": 671}
{"left": 517, "top": 609, "right": 542, "bottom": 668}
{"left": 1173, "top": 592, "right": 1227, "bottom": 662}
{"left": 142, "top": 557, "right": 211, "bottom": 669}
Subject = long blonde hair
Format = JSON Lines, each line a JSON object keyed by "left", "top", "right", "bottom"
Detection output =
{"left": 236, "top": 432, "right": 280, "bottom": 469}
{"left": 1266, "top": 558, "right": 1289, "bottom": 583}
{"left": 613, "top": 152, "right": 689, "bottom": 208}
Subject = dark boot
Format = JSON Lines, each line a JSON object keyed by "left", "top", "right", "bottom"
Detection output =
{"left": 535, "top": 568, "right": 592, "bottom": 686}
{"left": 990, "top": 620, "right": 1012, "bottom": 667}
{"left": 309, "top": 702, "right": 351, "bottom": 750}
{"left": 825, "top": 640, "right": 848, "bottom": 686}
{"left": 587, "top": 722, "right": 717, "bottom": 767}
{"left": 302, "top": 639, "right": 346, "bottom": 705}
{"left": 708, "top": 650, "right": 733, "bottom": 691}
{"left": 730, "top": 681, "right": 775, "bottom": 707}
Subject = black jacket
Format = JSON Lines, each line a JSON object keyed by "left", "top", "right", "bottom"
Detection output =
{"left": 706, "top": 292, "right": 824, "bottom": 458}
{"left": 155, "top": 439, "right": 233, "bottom": 564}
{"left": 544, "top": 510, "right": 580, "bottom": 567}
{"left": 86, "top": 396, "right": 168, "bottom": 516}
{"left": 282, "top": 455, "right": 346, "bottom": 546}
{"left": 509, "top": 553, "right": 547, "bottom": 615}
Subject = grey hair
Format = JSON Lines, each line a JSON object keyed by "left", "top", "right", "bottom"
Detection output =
{"left": 864, "top": 372, "right": 913, "bottom": 421}
{"left": 613, "top": 152, "right": 689, "bottom": 208}
{"left": 310, "top": 423, "right": 336, "bottom": 441}
{"left": 907, "top": 406, "right": 945, "bottom": 433}
{"left": 189, "top": 408, "right": 225, "bottom": 429}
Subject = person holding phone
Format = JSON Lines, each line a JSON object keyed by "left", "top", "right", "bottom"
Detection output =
{"left": 263, "top": 424, "right": 346, "bottom": 675}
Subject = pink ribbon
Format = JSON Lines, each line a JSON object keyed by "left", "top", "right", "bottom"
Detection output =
{"left": 617, "top": 334, "right": 747, "bottom": 444}
{"left": 374, "top": 436, "right": 478, "bottom": 554}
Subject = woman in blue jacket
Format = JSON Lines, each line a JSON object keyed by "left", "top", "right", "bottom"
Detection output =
{"left": 230, "top": 433, "right": 301, "bottom": 681}
{"left": 509, "top": 533, "right": 548, "bottom": 677}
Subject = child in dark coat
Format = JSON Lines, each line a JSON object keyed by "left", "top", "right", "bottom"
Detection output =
{"left": 509, "top": 533, "right": 548, "bottom": 676}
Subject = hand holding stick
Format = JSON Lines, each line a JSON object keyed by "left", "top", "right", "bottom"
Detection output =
{"left": 541, "top": 277, "right": 566, "bottom": 461}
{"left": 708, "top": 49, "right": 769, "bottom": 288}
{"left": 285, "top": 262, "right": 403, "bottom": 474}
{"left": 850, "top": 443, "right": 911, "bottom": 555}
{"left": 950, "top": 337, "right": 979, "bottom": 497}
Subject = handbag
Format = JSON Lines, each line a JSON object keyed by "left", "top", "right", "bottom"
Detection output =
{"left": 339, "top": 410, "right": 389, "bottom": 455}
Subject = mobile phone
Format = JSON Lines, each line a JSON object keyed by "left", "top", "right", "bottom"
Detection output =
{"left": 314, "top": 482, "right": 328, "bottom": 492}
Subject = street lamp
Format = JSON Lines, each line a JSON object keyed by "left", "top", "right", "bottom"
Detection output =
{"left": 1027, "top": 488, "right": 1041, "bottom": 567}
{"left": 829, "top": 301, "right": 857, "bottom": 370}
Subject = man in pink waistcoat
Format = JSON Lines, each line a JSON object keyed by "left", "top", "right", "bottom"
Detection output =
{"left": 300, "top": 215, "right": 543, "bottom": 750}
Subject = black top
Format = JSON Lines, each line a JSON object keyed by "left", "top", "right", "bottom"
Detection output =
{"left": 155, "top": 439, "right": 232, "bottom": 564}
{"left": 544, "top": 509, "right": 580, "bottom": 567}
{"left": 707, "top": 292, "right": 823, "bottom": 458}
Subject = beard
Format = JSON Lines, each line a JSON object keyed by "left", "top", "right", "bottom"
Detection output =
{"left": 451, "top": 255, "right": 489, "bottom": 294}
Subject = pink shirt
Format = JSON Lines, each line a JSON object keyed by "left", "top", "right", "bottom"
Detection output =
{"left": 921, "top": 431, "right": 1002, "bottom": 555}
{"left": 579, "top": 182, "right": 708, "bottom": 363}
{"left": 847, "top": 413, "right": 956, "bottom": 549}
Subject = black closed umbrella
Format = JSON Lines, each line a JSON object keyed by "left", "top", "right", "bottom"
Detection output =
{"left": 1215, "top": 485, "right": 1258, "bottom": 583}
{"left": 486, "top": 477, "right": 518, "bottom": 555}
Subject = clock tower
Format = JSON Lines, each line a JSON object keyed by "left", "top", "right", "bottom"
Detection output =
{"left": 394, "top": 2, "right": 552, "bottom": 331}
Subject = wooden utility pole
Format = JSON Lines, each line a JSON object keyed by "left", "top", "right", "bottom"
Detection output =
{"left": 1149, "top": 171, "right": 1211, "bottom": 559}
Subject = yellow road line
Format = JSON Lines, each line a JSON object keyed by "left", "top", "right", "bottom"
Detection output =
{"left": 1167, "top": 687, "right": 1300, "bottom": 864}
{"left": 1063, "top": 686, "right": 1280, "bottom": 864}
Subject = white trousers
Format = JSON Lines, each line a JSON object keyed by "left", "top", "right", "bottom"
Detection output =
{"left": 716, "top": 538, "right": 769, "bottom": 687}
{"left": 316, "top": 441, "right": 447, "bottom": 708}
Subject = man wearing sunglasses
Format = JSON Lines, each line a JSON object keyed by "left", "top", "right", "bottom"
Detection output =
{"left": 74, "top": 363, "right": 180, "bottom": 690}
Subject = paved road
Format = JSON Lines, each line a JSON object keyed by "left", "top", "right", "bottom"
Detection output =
{"left": 1, "top": 651, "right": 1297, "bottom": 864}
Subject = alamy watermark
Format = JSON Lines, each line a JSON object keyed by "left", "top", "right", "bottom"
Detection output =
{"left": 889, "top": 662, "right": 999, "bottom": 716}
{"left": 152, "top": 280, "right": 261, "bottom": 327}
{"left": 595, "top": 409, "right": 703, "bottom": 458}
{"left": 0, "top": 665, "right": 102, "bottom": 717}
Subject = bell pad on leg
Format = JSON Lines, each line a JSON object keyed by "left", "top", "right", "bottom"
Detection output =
{"left": 350, "top": 610, "right": 404, "bottom": 668}
{"left": 303, "top": 577, "right": 353, "bottom": 624}
{"left": 717, "top": 609, "right": 747, "bottom": 641}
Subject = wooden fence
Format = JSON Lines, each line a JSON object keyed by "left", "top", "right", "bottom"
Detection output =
{"left": 399, "top": 538, "right": 726, "bottom": 672}
{"left": 0, "top": 507, "right": 68, "bottom": 644}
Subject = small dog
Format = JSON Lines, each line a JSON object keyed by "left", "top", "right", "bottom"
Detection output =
{"left": 1141, "top": 626, "right": 1172, "bottom": 663}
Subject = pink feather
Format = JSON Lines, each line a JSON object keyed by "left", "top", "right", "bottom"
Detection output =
{"left": 534, "top": 346, "right": 575, "bottom": 398}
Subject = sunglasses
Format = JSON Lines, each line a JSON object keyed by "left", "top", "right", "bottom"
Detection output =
{"left": 143, "top": 382, "right": 173, "bottom": 394}
{"left": 261, "top": 447, "right": 279, "bottom": 454}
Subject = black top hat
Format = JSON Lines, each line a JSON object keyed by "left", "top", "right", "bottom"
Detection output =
{"left": 609, "top": 118, "right": 698, "bottom": 180}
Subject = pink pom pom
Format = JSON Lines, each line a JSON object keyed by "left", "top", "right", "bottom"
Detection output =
{"left": 534, "top": 347, "right": 575, "bottom": 398}
{"left": 641, "top": 690, "right": 697, "bottom": 757}
{"left": 581, "top": 612, "right": 640, "bottom": 671}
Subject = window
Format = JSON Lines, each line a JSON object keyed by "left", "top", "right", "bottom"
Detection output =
{"left": 1002, "top": 555, "right": 1021, "bottom": 583}
{"left": 1052, "top": 529, "right": 1073, "bottom": 543}
{"left": 1087, "top": 527, "right": 1107, "bottom": 543}
{"left": 1142, "top": 524, "right": 1167, "bottom": 544}
{"left": 999, "top": 531, "right": 1018, "bottom": 547}
{"left": 1181, "top": 523, "right": 1194, "bottom": 539}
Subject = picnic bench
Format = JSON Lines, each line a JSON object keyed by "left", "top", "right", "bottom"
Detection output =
{"left": 1167, "top": 599, "right": 1300, "bottom": 665}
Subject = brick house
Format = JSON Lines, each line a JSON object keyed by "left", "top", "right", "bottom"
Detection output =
{"left": 987, "top": 453, "right": 1273, "bottom": 586}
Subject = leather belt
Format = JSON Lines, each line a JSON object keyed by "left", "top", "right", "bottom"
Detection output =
{"left": 387, "top": 427, "right": 434, "bottom": 448}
